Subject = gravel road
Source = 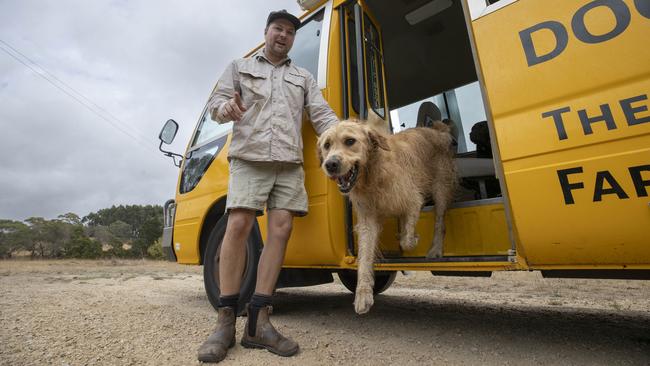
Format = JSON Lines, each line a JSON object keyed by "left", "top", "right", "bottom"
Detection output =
{"left": 1, "top": 259, "right": 649, "bottom": 365}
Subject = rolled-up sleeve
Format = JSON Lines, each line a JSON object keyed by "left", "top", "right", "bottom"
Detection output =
{"left": 208, "top": 61, "right": 240, "bottom": 123}
{"left": 304, "top": 73, "right": 338, "bottom": 135}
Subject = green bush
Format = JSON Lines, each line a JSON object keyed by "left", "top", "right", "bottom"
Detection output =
{"left": 0, "top": 204, "right": 163, "bottom": 259}
{"left": 65, "top": 227, "right": 102, "bottom": 259}
{"left": 147, "top": 238, "right": 165, "bottom": 260}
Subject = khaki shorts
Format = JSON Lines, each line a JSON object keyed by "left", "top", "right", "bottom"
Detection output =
{"left": 226, "top": 158, "right": 308, "bottom": 217}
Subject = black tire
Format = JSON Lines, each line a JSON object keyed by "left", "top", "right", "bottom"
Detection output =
{"left": 203, "top": 213, "right": 262, "bottom": 315}
{"left": 337, "top": 270, "right": 397, "bottom": 294}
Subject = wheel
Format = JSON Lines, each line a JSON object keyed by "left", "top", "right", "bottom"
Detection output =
{"left": 337, "top": 270, "right": 397, "bottom": 294}
{"left": 203, "top": 213, "right": 262, "bottom": 315}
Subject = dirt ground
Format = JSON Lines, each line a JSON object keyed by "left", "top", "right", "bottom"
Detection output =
{"left": 0, "top": 260, "right": 649, "bottom": 366}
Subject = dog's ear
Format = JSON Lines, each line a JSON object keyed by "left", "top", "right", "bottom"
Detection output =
{"left": 316, "top": 143, "right": 324, "bottom": 166}
{"left": 367, "top": 129, "right": 390, "bottom": 151}
{"left": 316, "top": 131, "right": 331, "bottom": 166}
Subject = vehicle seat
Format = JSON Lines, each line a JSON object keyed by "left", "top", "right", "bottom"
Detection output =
{"left": 456, "top": 120, "right": 499, "bottom": 200}
{"left": 416, "top": 101, "right": 442, "bottom": 128}
{"left": 416, "top": 101, "right": 459, "bottom": 152}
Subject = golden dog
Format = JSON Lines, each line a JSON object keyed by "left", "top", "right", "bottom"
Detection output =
{"left": 317, "top": 119, "right": 457, "bottom": 314}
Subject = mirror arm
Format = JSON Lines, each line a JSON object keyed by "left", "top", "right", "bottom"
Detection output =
{"left": 159, "top": 141, "right": 184, "bottom": 168}
{"left": 171, "top": 155, "right": 181, "bottom": 168}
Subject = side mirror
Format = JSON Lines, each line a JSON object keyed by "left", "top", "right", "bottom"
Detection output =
{"left": 159, "top": 119, "right": 179, "bottom": 144}
{"left": 158, "top": 119, "right": 183, "bottom": 168}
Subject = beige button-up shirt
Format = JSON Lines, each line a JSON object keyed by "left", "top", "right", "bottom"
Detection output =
{"left": 208, "top": 49, "right": 338, "bottom": 163}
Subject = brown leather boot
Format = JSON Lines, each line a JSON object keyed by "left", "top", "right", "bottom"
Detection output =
{"left": 197, "top": 307, "right": 236, "bottom": 363}
{"left": 241, "top": 305, "right": 299, "bottom": 357}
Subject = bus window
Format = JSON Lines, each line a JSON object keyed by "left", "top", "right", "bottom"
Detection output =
{"left": 390, "top": 95, "right": 448, "bottom": 133}
{"left": 347, "top": 9, "right": 359, "bottom": 115}
{"left": 453, "top": 82, "right": 487, "bottom": 153}
{"left": 390, "top": 81, "right": 487, "bottom": 155}
{"left": 363, "top": 14, "right": 386, "bottom": 118}
{"left": 290, "top": 9, "right": 324, "bottom": 81}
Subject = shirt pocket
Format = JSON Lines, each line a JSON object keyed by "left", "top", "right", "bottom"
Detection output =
{"left": 283, "top": 72, "right": 306, "bottom": 105}
{"left": 239, "top": 68, "right": 269, "bottom": 103}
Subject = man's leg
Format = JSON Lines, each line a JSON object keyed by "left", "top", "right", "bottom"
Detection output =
{"left": 198, "top": 208, "right": 256, "bottom": 363}
{"left": 220, "top": 208, "right": 257, "bottom": 295}
{"left": 255, "top": 208, "right": 293, "bottom": 295}
{"left": 241, "top": 209, "right": 299, "bottom": 356}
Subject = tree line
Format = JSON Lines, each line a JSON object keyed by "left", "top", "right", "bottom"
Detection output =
{"left": 0, "top": 205, "right": 164, "bottom": 259}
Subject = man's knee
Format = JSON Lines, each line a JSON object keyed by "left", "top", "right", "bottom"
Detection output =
{"left": 226, "top": 209, "right": 256, "bottom": 238}
{"left": 268, "top": 211, "right": 293, "bottom": 242}
{"left": 273, "top": 220, "right": 293, "bottom": 238}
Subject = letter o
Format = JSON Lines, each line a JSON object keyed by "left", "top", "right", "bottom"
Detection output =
{"left": 572, "top": 0, "right": 631, "bottom": 44}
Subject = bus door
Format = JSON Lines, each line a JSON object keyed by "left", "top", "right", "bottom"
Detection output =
{"left": 343, "top": 0, "right": 513, "bottom": 263}
{"left": 469, "top": 0, "right": 650, "bottom": 268}
{"left": 339, "top": 1, "right": 403, "bottom": 257}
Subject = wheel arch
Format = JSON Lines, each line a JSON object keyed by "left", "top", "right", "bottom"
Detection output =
{"left": 198, "top": 196, "right": 228, "bottom": 265}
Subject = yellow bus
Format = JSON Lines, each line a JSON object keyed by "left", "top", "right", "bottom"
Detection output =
{"left": 158, "top": 0, "right": 650, "bottom": 311}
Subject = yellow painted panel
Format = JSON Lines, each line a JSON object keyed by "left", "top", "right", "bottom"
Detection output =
{"left": 172, "top": 136, "right": 232, "bottom": 264}
{"left": 473, "top": 0, "right": 650, "bottom": 266}
{"left": 474, "top": 0, "right": 650, "bottom": 126}
{"left": 450, "top": 210, "right": 481, "bottom": 255}
{"left": 493, "top": 76, "right": 650, "bottom": 163}
{"left": 504, "top": 143, "right": 650, "bottom": 265}
{"left": 282, "top": 197, "right": 341, "bottom": 265}
{"left": 400, "top": 203, "right": 510, "bottom": 257}
{"left": 172, "top": 219, "right": 201, "bottom": 264}
{"left": 376, "top": 217, "right": 401, "bottom": 255}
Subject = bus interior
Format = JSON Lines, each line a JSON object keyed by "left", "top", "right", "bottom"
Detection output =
{"left": 358, "top": 0, "right": 512, "bottom": 259}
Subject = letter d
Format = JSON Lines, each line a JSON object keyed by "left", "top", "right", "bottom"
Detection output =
{"left": 519, "top": 21, "right": 569, "bottom": 67}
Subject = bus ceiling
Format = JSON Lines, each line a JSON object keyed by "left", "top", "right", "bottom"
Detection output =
{"left": 364, "top": 0, "right": 478, "bottom": 109}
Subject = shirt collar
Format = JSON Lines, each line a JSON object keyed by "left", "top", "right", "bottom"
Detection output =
{"left": 255, "top": 48, "right": 292, "bottom": 66}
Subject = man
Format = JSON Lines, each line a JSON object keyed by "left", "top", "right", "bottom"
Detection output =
{"left": 197, "top": 9, "right": 338, "bottom": 363}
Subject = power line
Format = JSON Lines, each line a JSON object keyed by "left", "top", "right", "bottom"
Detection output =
{"left": 0, "top": 39, "right": 155, "bottom": 146}
{"left": 0, "top": 39, "right": 161, "bottom": 154}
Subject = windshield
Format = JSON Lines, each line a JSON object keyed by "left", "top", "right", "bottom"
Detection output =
{"left": 190, "top": 108, "right": 233, "bottom": 148}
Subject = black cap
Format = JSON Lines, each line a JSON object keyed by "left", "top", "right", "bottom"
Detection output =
{"left": 266, "top": 9, "right": 301, "bottom": 30}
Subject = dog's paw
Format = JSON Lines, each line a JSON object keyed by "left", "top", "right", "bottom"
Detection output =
{"left": 354, "top": 286, "right": 374, "bottom": 314}
{"left": 400, "top": 234, "right": 419, "bottom": 251}
{"left": 426, "top": 247, "right": 443, "bottom": 259}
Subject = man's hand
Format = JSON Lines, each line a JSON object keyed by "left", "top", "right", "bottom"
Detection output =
{"left": 220, "top": 92, "right": 247, "bottom": 122}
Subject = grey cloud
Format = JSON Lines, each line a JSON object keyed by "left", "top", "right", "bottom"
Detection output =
{"left": 0, "top": 0, "right": 301, "bottom": 220}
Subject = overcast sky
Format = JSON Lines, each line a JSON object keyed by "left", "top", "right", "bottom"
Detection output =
{"left": 0, "top": 0, "right": 302, "bottom": 221}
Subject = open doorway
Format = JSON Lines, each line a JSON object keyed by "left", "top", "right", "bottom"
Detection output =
{"left": 365, "top": 0, "right": 501, "bottom": 203}
{"left": 360, "top": 0, "right": 511, "bottom": 258}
